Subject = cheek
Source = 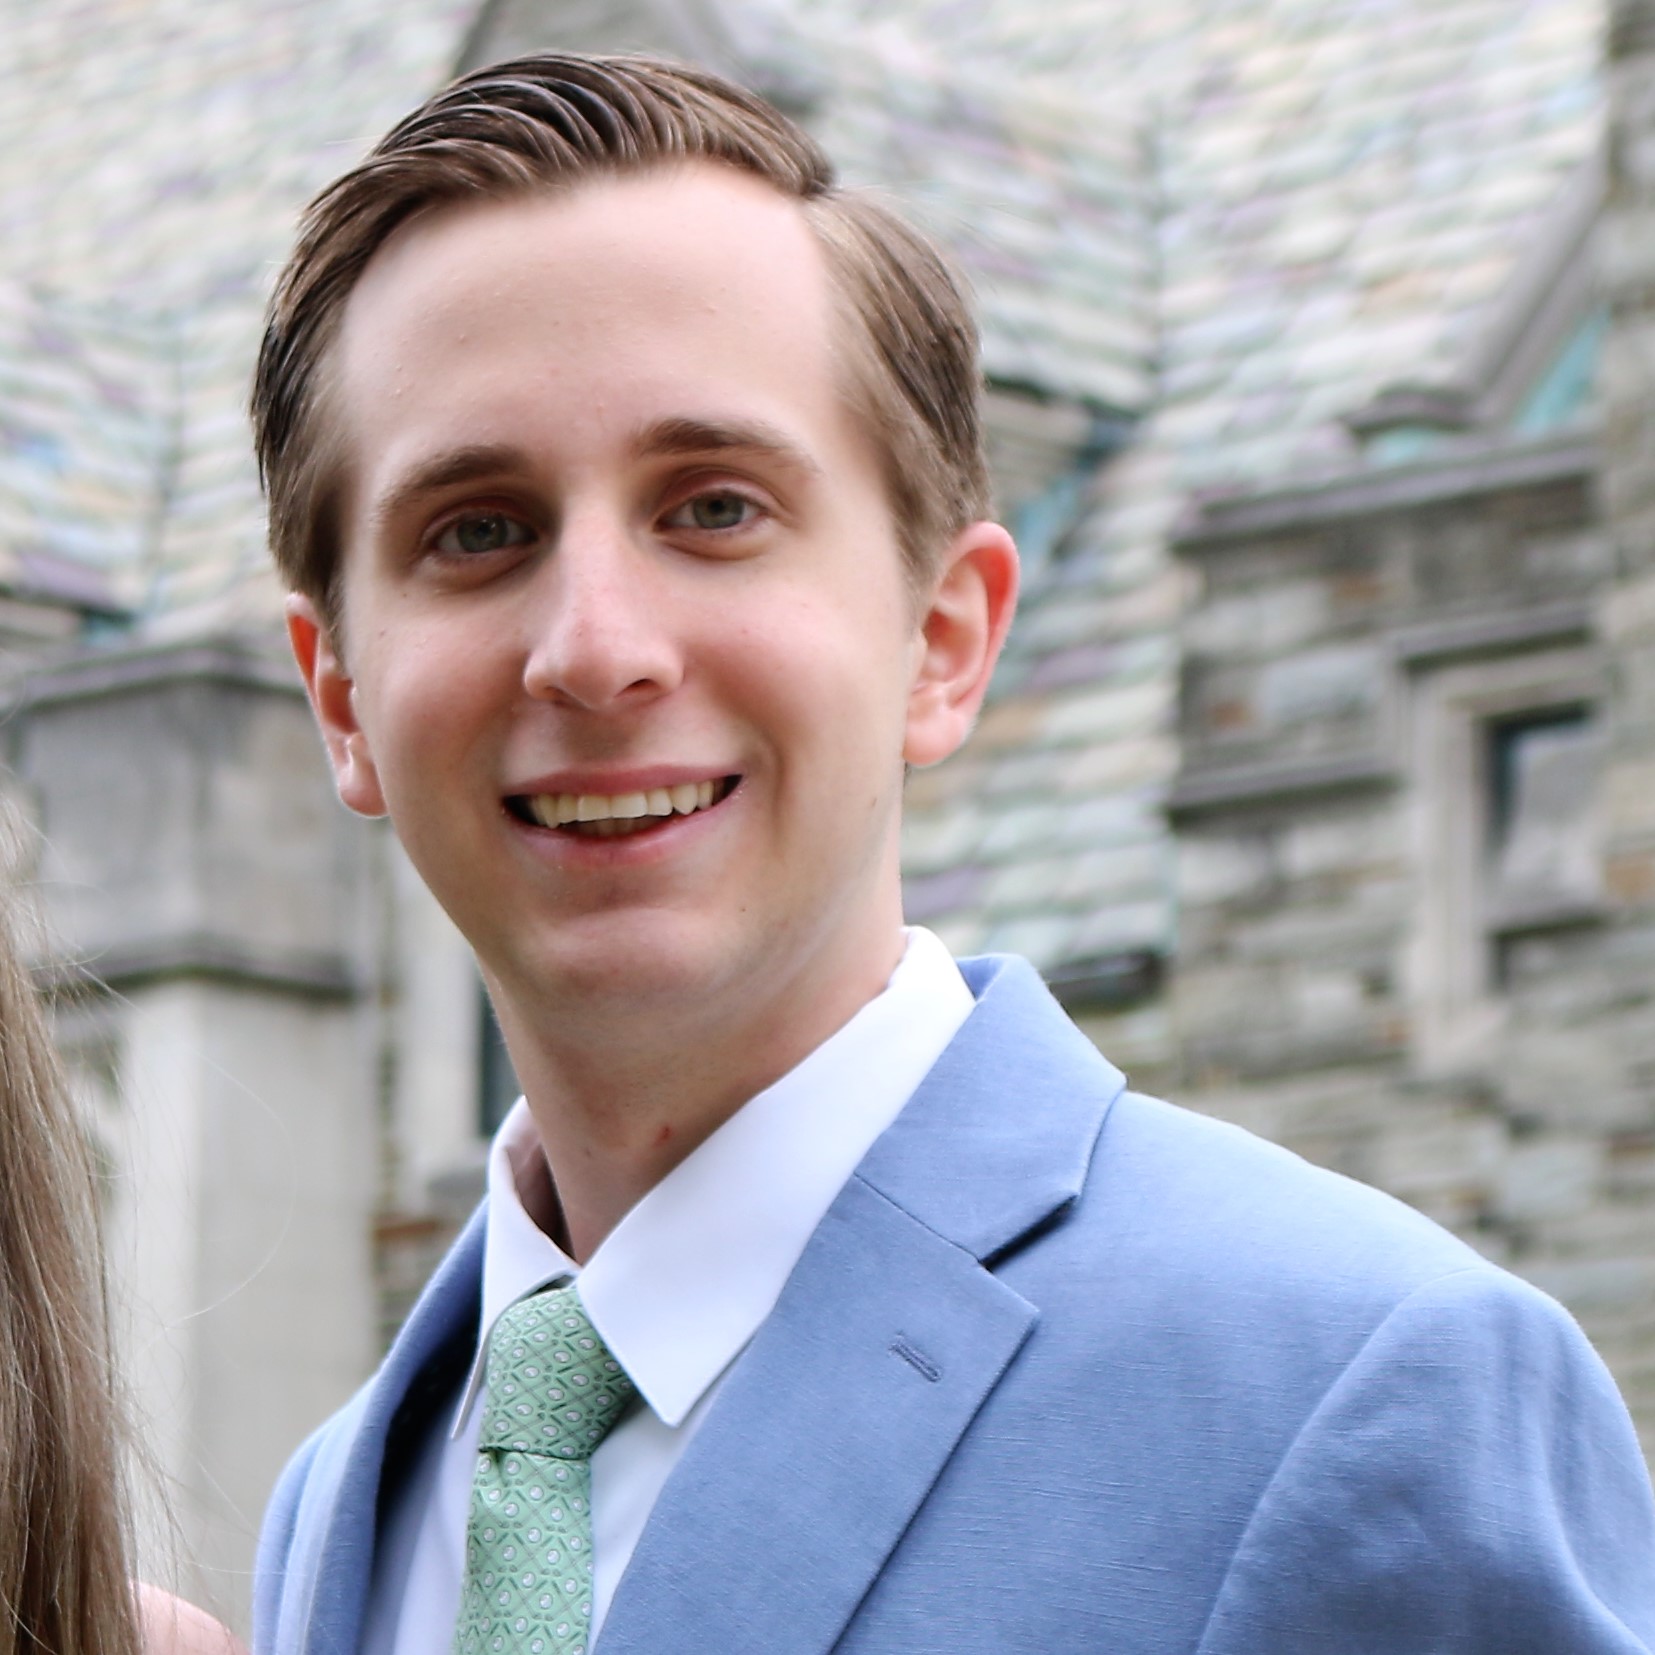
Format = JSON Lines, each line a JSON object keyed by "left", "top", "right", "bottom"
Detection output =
{"left": 761, "top": 623, "right": 914, "bottom": 800}
{"left": 356, "top": 636, "right": 499, "bottom": 779}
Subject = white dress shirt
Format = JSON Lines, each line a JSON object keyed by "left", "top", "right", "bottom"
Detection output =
{"left": 362, "top": 927, "right": 974, "bottom": 1655}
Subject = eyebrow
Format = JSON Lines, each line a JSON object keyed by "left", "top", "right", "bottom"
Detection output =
{"left": 633, "top": 416, "right": 823, "bottom": 480}
{"left": 370, "top": 418, "right": 824, "bottom": 530}
{"left": 371, "top": 443, "right": 530, "bottom": 530}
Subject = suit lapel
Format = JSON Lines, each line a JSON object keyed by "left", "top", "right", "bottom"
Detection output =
{"left": 854, "top": 955, "right": 1126, "bottom": 1259}
{"left": 598, "top": 957, "right": 1125, "bottom": 1654}
{"left": 595, "top": 1176, "right": 1036, "bottom": 1654}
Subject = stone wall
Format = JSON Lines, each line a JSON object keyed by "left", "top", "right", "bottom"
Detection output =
{"left": 1162, "top": 419, "right": 1655, "bottom": 1450}
{"left": 1589, "top": 0, "right": 1655, "bottom": 1441}
{"left": 4, "top": 639, "right": 384, "bottom": 1626}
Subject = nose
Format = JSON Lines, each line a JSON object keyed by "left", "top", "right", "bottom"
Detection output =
{"left": 520, "top": 510, "right": 683, "bottom": 712}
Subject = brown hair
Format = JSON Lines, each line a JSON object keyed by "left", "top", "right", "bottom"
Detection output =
{"left": 252, "top": 53, "right": 990, "bottom": 625}
{"left": 0, "top": 834, "right": 140, "bottom": 1655}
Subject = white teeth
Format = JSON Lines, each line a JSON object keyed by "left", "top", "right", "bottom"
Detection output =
{"left": 523, "top": 781, "right": 728, "bottom": 828}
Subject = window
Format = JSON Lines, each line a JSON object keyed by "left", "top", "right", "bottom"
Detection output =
{"left": 1510, "top": 310, "right": 1604, "bottom": 438}
{"left": 1485, "top": 709, "right": 1603, "bottom": 927}
{"left": 1412, "top": 646, "right": 1604, "bottom": 1068}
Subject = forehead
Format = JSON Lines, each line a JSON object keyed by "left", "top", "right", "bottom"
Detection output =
{"left": 329, "top": 166, "right": 869, "bottom": 517}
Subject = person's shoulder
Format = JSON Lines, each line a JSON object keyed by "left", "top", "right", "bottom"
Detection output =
{"left": 1090, "top": 1085, "right": 1484, "bottom": 1289}
{"left": 136, "top": 1586, "right": 248, "bottom": 1655}
{"left": 953, "top": 954, "right": 1490, "bottom": 1306}
{"left": 1026, "top": 1077, "right": 1518, "bottom": 1361}
{"left": 1004, "top": 1080, "right": 1614, "bottom": 1441}
{"left": 255, "top": 1205, "right": 485, "bottom": 1632}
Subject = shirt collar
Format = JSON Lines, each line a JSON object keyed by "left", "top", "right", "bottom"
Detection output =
{"left": 455, "top": 926, "right": 973, "bottom": 1435}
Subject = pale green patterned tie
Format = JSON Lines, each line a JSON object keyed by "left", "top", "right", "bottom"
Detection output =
{"left": 453, "top": 1284, "right": 637, "bottom": 1655}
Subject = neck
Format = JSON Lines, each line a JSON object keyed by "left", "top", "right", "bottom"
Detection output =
{"left": 488, "top": 920, "right": 907, "bottom": 1263}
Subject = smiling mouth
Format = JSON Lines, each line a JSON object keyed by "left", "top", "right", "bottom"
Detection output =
{"left": 507, "top": 776, "right": 740, "bottom": 839}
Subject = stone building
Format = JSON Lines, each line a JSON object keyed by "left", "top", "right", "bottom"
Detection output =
{"left": 0, "top": 0, "right": 1648, "bottom": 1630}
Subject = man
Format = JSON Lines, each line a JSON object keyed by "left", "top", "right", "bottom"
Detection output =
{"left": 252, "top": 53, "right": 1655, "bottom": 1655}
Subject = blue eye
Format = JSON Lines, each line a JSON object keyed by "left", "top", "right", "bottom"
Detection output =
{"left": 668, "top": 492, "right": 756, "bottom": 531}
{"left": 435, "top": 512, "right": 531, "bottom": 555}
{"left": 691, "top": 493, "right": 749, "bottom": 529}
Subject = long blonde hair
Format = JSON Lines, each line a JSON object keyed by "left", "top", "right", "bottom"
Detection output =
{"left": 0, "top": 856, "right": 140, "bottom": 1655}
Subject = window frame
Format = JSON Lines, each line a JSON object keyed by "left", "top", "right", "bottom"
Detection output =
{"left": 1409, "top": 643, "right": 1605, "bottom": 1072}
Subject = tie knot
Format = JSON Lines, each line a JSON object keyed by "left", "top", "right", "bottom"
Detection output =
{"left": 478, "top": 1284, "right": 636, "bottom": 1459}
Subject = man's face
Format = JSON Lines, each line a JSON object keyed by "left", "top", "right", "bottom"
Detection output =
{"left": 294, "top": 165, "right": 1006, "bottom": 1024}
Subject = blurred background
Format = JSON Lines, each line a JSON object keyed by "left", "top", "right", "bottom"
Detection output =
{"left": 2, "top": 0, "right": 1653, "bottom": 1631}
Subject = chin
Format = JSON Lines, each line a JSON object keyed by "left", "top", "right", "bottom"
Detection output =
{"left": 521, "top": 917, "right": 740, "bottom": 1007}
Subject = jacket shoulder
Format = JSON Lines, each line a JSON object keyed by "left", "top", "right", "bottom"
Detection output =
{"left": 1088, "top": 1086, "right": 1484, "bottom": 1300}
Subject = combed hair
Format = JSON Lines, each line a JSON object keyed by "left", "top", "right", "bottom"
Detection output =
{"left": 0, "top": 824, "right": 139, "bottom": 1655}
{"left": 252, "top": 53, "right": 990, "bottom": 624}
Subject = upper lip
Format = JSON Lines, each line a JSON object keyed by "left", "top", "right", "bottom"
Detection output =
{"left": 504, "top": 765, "right": 739, "bottom": 798}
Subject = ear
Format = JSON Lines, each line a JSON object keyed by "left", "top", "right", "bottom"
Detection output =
{"left": 904, "top": 521, "right": 1020, "bottom": 768}
{"left": 285, "top": 593, "right": 389, "bottom": 818}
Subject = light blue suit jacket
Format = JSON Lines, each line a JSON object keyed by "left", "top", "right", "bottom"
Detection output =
{"left": 255, "top": 956, "right": 1655, "bottom": 1653}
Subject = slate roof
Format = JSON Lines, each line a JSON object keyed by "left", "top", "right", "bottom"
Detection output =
{"left": 799, "top": 44, "right": 1158, "bottom": 414}
{"left": 0, "top": 0, "right": 478, "bottom": 635}
{"left": 0, "top": 0, "right": 1610, "bottom": 983}
{"left": 820, "top": 0, "right": 1606, "bottom": 972}
{"left": 0, "top": 0, "right": 476, "bottom": 308}
{"left": 0, "top": 284, "right": 172, "bottom": 614}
